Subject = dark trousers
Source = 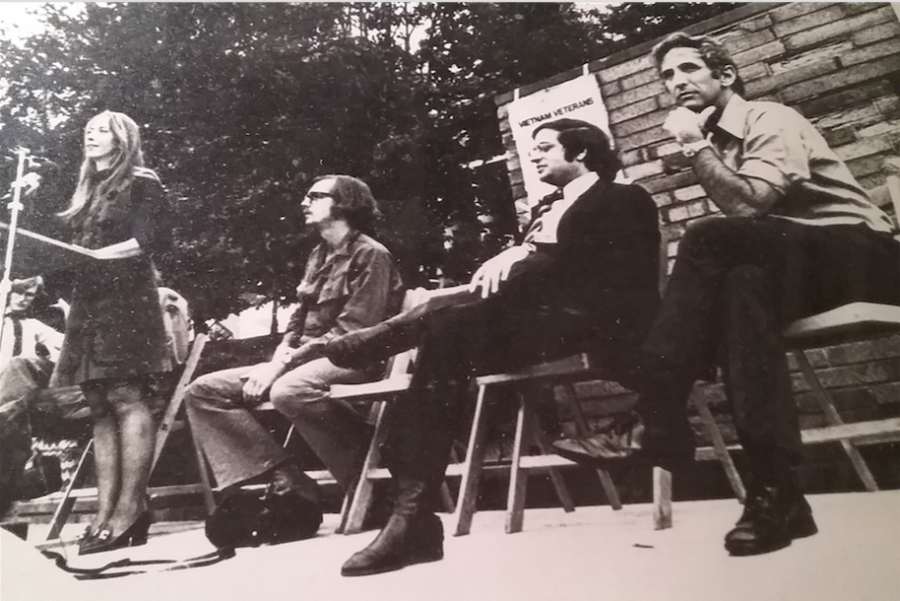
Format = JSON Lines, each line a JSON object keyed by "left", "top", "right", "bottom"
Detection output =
{"left": 640, "top": 217, "right": 900, "bottom": 476}
{"left": 382, "top": 290, "right": 639, "bottom": 501}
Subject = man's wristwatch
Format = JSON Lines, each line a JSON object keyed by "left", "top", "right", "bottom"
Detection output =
{"left": 278, "top": 350, "right": 294, "bottom": 368}
{"left": 681, "top": 139, "right": 712, "bottom": 158}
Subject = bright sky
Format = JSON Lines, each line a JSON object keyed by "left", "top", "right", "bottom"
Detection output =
{"left": 0, "top": 2, "right": 88, "bottom": 43}
{"left": 0, "top": 3, "right": 45, "bottom": 40}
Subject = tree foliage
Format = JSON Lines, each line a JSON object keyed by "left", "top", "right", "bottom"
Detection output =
{"left": 584, "top": 3, "right": 742, "bottom": 50}
{"left": 0, "top": 2, "right": 741, "bottom": 329}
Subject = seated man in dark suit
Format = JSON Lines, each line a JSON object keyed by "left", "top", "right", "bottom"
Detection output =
{"left": 325, "top": 118, "right": 662, "bottom": 576}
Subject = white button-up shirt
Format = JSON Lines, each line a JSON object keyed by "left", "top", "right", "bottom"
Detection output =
{"left": 526, "top": 171, "right": 599, "bottom": 244}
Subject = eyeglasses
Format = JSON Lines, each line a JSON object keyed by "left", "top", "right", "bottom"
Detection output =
{"left": 531, "top": 143, "right": 557, "bottom": 155}
{"left": 304, "top": 191, "right": 333, "bottom": 201}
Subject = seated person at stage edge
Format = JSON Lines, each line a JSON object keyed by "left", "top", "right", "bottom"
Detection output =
{"left": 553, "top": 33, "right": 900, "bottom": 557}
{"left": 185, "top": 175, "right": 404, "bottom": 529}
{"left": 1, "top": 277, "right": 63, "bottom": 395}
{"left": 0, "top": 281, "right": 190, "bottom": 516}
{"left": 0, "top": 276, "right": 65, "bottom": 513}
{"left": 324, "top": 118, "right": 661, "bottom": 577}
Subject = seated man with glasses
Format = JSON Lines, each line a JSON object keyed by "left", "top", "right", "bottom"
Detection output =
{"left": 185, "top": 175, "right": 404, "bottom": 533}
{"left": 323, "top": 119, "right": 661, "bottom": 576}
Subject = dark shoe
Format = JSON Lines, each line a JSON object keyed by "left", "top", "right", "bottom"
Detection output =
{"left": 550, "top": 411, "right": 694, "bottom": 471}
{"left": 75, "top": 524, "right": 96, "bottom": 543}
{"left": 325, "top": 318, "right": 420, "bottom": 370}
{"left": 785, "top": 495, "right": 818, "bottom": 540}
{"left": 75, "top": 524, "right": 100, "bottom": 554}
{"left": 341, "top": 512, "right": 443, "bottom": 577}
{"left": 78, "top": 511, "right": 151, "bottom": 556}
{"left": 724, "top": 485, "right": 817, "bottom": 556}
{"left": 341, "top": 477, "right": 444, "bottom": 577}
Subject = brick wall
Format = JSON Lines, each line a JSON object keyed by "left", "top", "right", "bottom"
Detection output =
{"left": 494, "top": 3, "right": 900, "bottom": 469}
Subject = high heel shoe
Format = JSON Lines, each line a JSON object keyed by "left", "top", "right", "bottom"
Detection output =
{"left": 76, "top": 523, "right": 101, "bottom": 553}
{"left": 75, "top": 524, "right": 95, "bottom": 543}
{"left": 78, "top": 512, "right": 151, "bottom": 556}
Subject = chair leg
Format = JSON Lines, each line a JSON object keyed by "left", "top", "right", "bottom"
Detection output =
{"left": 528, "top": 400, "right": 575, "bottom": 513}
{"left": 438, "top": 445, "right": 463, "bottom": 516}
{"left": 46, "top": 439, "right": 93, "bottom": 541}
{"left": 793, "top": 349, "right": 879, "bottom": 491}
{"left": 343, "top": 401, "right": 390, "bottom": 535}
{"left": 653, "top": 466, "right": 673, "bottom": 530}
{"left": 693, "top": 394, "right": 746, "bottom": 502}
{"left": 282, "top": 425, "right": 295, "bottom": 449}
{"left": 336, "top": 488, "right": 353, "bottom": 534}
{"left": 558, "top": 383, "right": 622, "bottom": 510}
{"left": 153, "top": 334, "right": 214, "bottom": 514}
{"left": 506, "top": 393, "right": 533, "bottom": 534}
{"left": 151, "top": 334, "right": 208, "bottom": 474}
{"left": 453, "top": 385, "right": 492, "bottom": 536}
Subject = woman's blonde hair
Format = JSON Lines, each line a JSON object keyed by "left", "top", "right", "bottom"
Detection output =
{"left": 59, "top": 110, "right": 145, "bottom": 219}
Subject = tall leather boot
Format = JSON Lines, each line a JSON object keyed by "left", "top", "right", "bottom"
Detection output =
{"left": 325, "top": 313, "right": 424, "bottom": 370}
{"left": 340, "top": 476, "right": 444, "bottom": 577}
{"left": 326, "top": 291, "right": 480, "bottom": 370}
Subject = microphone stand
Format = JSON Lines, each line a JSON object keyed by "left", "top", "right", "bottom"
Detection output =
{"left": 0, "top": 148, "right": 30, "bottom": 331}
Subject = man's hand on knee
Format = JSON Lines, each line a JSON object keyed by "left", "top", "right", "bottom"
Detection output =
{"left": 241, "top": 362, "right": 285, "bottom": 404}
{"left": 469, "top": 245, "right": 532, "bottom": 299}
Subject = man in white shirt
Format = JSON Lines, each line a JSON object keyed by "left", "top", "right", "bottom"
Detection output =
{"left": 572, "top": 32, "right": 899, "bottom": 558}
{"left": 0, "top": 277, "right": 64, "bottom": 405}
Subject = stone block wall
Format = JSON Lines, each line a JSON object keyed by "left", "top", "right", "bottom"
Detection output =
{"left": 494, "top": 2, "right": 900, "bottom": 481}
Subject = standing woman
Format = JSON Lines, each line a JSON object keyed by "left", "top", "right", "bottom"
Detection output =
{"left": 51, "top": 111, "right": 174, "bottom": 555}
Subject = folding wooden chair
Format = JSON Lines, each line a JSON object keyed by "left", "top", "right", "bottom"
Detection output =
{"left": 192, "top": 288, "right": 457, "bottom": 533}
{"left": 691, "top": 159, "right": 900, "bottom": 498}
{"left": 452, "top": 353, "right": 651, "bottom": 537}
{"left": 332, "top": 287, "right": 462, "bottom": 535}
{"left": 43, "top": 333, "right": 210, "bottom": 540}
{"left": 694, "top": 302, "right": 900, "bottom": 497}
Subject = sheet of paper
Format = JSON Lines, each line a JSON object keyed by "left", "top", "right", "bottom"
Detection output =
{"left": 0, "top": 222, "right": 101, "bottom": 277}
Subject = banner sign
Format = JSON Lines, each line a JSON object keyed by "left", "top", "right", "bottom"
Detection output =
{"left": 506, "top": 74, "right": 614, "bottom": 204}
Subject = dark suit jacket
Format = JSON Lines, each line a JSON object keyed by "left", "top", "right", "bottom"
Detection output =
{"left": 500, "top": 180, "right": 661, "bottom": 348}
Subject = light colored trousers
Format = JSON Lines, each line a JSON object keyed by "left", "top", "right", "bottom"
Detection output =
{"left": 184, "top": 358, "right": 375, "bottom": 491}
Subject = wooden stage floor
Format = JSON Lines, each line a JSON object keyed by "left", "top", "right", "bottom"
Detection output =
{"left": 3, "top": 490, "right": 899, "bottom": 601}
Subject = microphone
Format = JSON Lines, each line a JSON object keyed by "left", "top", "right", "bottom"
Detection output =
{"left": 25, "top": 156, "right": 60, "bottom": 177}
{"left": 2, "top": 154, "right": 58, "bottom": 200}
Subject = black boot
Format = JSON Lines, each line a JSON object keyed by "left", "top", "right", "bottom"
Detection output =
{"left": 724, "top": 479, "right": 817, "bottom": 556}
{"left": 341, "top": 477, "right": 444, "bottom": 577}
{"left": 325, "top": 316, "right": 422, "bottom": 370}
{"left": 326, "top": 292, "right": 478, "bottom": 370}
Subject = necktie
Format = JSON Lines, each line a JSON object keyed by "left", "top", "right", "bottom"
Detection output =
{"left": 530, "top": 189, "right": 564, "bottom": 221}
{"left": 524, "top": 189, "right": 564, "bottom": 243}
